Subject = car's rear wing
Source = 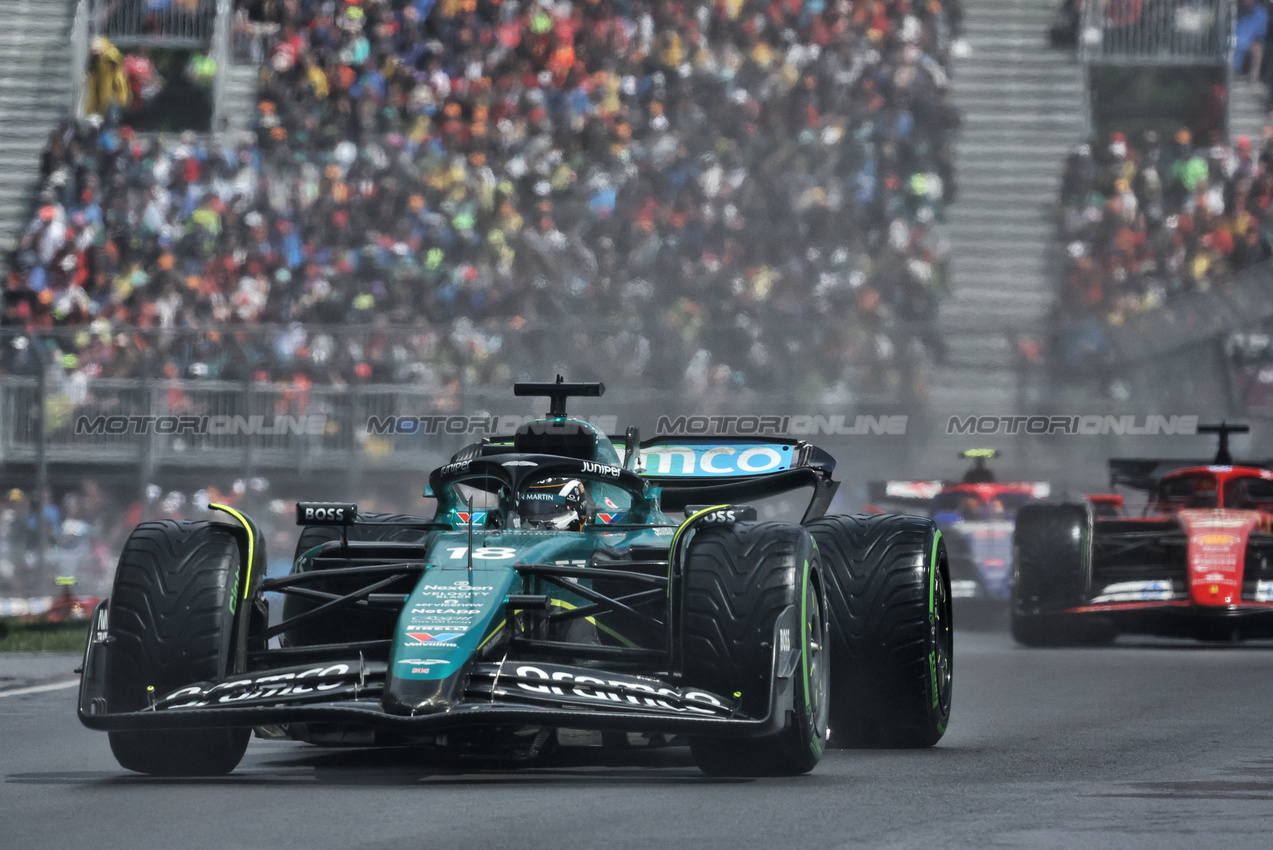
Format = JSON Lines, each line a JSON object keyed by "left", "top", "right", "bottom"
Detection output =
{"left": 866, "top": 480, "right": 1049, "bottom": 514}
{"left": 866, "top": 480, "right": 944, "bottom": 511}
{"left": 635, "top": 437, "right": 838, "bottom": 520}
{"left": 1107, "top": 458, "right": 1273, "bottom": 492}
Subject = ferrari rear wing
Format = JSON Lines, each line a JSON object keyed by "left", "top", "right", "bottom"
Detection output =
{"left": 1109, "top": 423, "right": 1271, "bottom": 490}
{"left": 1107, "top": 459, "right": 1273, "bottom": 492}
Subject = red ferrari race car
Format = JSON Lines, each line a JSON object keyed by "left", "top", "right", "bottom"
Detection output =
{"left": 869, "top": 450, "right": 1049, "bottom": 605}
{"left": 1012, "top": 423, "right": 1273, "bottom": 644}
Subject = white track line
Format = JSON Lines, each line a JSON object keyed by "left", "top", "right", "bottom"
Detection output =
{"left": 0, "top": 679, "right": 79, "bottom": 699}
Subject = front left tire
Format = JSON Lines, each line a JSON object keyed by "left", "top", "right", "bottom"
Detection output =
{"left": 681, "top": 522, "right": 829, "bottom": 776}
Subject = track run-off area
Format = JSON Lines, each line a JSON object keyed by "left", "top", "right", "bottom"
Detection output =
{"left": 3, "top": 629, "right": 1272, "bottom": 850}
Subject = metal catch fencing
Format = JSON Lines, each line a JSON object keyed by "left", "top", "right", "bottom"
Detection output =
{"left": 88, "top": 0, "right": 219, "bottom": 48}
{"left": 1079, "top": 0, "right": 1234, "bottom": 65}
{"left": 0, "top": 376, "right": 467, "bottom": 473}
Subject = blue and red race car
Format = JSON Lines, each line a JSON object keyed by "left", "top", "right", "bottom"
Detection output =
{"left": 869, "top": 450, "right": 1050, "bottom": 603}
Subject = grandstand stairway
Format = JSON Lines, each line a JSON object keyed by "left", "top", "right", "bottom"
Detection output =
{"left": 217, "top": 62, "right": 259, "bottom": 135}
{"left": 0, "top": 0, "right": 76, "bottom": 259}
{"left": 934, "top": 0, "right": 1085, "bottom": 408}
{"left": 1229, "top": 79, "right": 1268, "bottom": 145}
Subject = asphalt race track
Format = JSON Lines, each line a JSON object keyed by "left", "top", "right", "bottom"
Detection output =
{"left": 4, "top": 630, "right": 1272, "bottom": 850}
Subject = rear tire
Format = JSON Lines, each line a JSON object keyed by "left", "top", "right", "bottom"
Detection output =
{"left": 105, "top": 521, "right": 250, "bottom": 776}
{"left": 1011, "top": 504, "right": 1109, "bottom": 646}
{"left": 286, "top": 513, "right": 433, "bottom": 647}
{"left": 682, "top": 522, "right": 829, "bottom": 776}
{"left": 292, "top": 512, "right": 433, "bottom": 561}
{"left": 808, "top": 514, "right": 952, "bottom": 748}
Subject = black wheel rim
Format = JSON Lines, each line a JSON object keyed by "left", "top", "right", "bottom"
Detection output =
{"left": 932, "top": 552, "right": 953, "bottom": 715}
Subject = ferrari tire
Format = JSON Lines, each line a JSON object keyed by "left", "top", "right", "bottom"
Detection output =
{"left": 682, "top": 522, "right": 829, "bottom": 776}
{"left": 1011, "top": 503, "right": 1108, "bottom": 646}
{"left": 807, "top": 514, "right": 952, "bottom": 748}
{"left": 105, "top": 521, "right": 250, "bottom": 776}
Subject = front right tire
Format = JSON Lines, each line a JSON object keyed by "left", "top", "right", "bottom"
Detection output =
{"left": 105, "top": 520, "right": 251, "bottom": 776}
{"left": 808, "top": 514, "right": 952, "bottom": 748}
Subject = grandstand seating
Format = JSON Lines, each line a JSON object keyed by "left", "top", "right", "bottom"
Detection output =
{"left": 1056, "top": 128, "right": 1273, "bottom": 326}
{"left": 2, "top": 0, "right": 962, "bottom": 402}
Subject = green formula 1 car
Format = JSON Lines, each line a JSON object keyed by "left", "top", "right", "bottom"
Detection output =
{"left": 78, "top": 379, "right": 951, "bottom": 776}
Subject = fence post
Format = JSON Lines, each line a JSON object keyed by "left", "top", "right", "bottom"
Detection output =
{"left": 242, "top": 374, "right": 256, "bottom": 483}
{"left": 1226, "top": 0, "right": 1237, "bottom": 142}
{"left": 138, "top": 348, "right": 155, "bottom": 519}
{"left": 1080, "top": 60, "right": 1092, "bottom": 141}
{"left": 32, "top": 338, "right": 48, "bottom": 585}
{"left": 0, "top": 330, "right": 7, "bottom": 467}
{"left": 348, "top": 384, "right": 362, "bottom": 494}
{"left": 70, "top": 0, "right": 90, "bottom": 118}
{"left": 210, "top": 0, "right": 232, "bottom": 133}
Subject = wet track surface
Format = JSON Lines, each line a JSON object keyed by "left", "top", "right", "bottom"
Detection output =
{"left": 4, "top": 629, "right": 1273, "bottom": 850}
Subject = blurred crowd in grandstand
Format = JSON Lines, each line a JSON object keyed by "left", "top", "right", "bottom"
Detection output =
{"left": 1056, "top": 127, "right": 1273, "bottom": 325}
{"left": 0, "top": 475, "right": 420, "bottom": 597}
{"left": 0, "top": 480, "right": 133, "bottom": 598}
{"left": 2, "top": 0, "right": 962, "bottom": 403}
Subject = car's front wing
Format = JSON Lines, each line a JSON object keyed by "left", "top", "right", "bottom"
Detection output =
{"left": 1061, "top": 598, "right": 1273, "bottom": 639}
{"left": 77, "top": 601, "right": 803, "bottom": 738}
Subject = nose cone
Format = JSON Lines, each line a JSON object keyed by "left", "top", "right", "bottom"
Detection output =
{"left": 1180, "top": 511, "right": 1258, "bottom": 607}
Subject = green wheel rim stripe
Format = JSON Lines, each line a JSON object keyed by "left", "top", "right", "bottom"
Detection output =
{"left": 800, "top": 555, "right": 823, "bottom": 756}
{"left": 801, "top": 557, "right": 810, "bottom": 714}
{"left": 929, "top": 528, "right": 942, "bottom": 617}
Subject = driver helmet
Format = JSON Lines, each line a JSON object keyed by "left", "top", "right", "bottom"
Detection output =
{"left": 519, "top": 478, "right": 588, "bottom": 530}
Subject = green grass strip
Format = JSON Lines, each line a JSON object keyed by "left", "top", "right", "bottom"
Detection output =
{"left": 0, "top": 619, "right": 89, "bottom": 653}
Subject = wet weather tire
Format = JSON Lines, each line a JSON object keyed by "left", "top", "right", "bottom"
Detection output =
{"left": 807, "top": 514, "right": 952, "bottom": 748}
{"left": 682, "top": 522, "right": 829, "bottom": 776}
{"left": 105, "top": 521, "right": 250, "bottom": 776}
{"left": 1011, "top": 503, "right": 1107, "bottom": 646}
